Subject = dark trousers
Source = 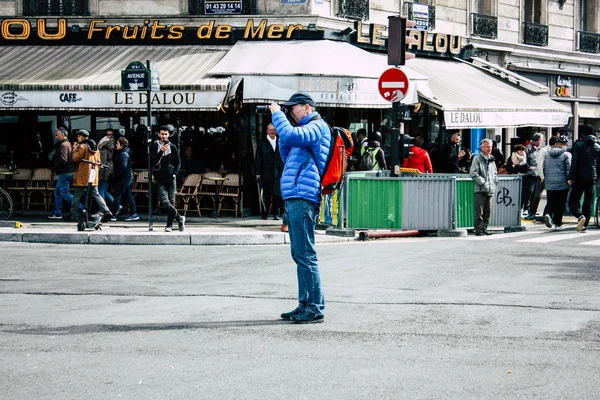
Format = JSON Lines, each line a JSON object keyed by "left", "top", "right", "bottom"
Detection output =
{"left": 474, "top": 192, "right": 492, "bottom": 233}
{"left": 569, "top": 179, "right": 595, "bottom": 228}
{"left": 157, "top": 177, "right": 181, "bottom": 227}
{"left": 522, "top": 175, "right": 542, "bottom": 215}
{"left": 262, "top": 180, "right": 282, "bottom": 217}
{"left": 546, "top": 189, "right": 569, "bottom": 227}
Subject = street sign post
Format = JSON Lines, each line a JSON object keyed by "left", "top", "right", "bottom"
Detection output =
{"left": 378, "top": 67, "right": 410, "bottom": 176}
{"left": 121, "top": 60, "right": 156, "bottom": 230}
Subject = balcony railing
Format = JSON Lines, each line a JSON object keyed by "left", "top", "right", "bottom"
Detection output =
{"left": 523, "top": 21, "right": 548, "bottom": 47}
{"left": 402, "top": 2, "right": 436, "bottom": 31}
{"left": 471, "top": 13, "right": 497, "bottom": 39}
{"left": 336, "top": 0, "right": 370, "bottom": 21}
{"left": 578, "top": 31, "right": 600, "bottom": 54}
{"left": 24, "top": 0, "right": 89, "bottom": 16}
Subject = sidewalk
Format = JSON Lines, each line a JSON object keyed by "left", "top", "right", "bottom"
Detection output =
{"left": 0, "top": 212, "right": 355, "bottom": 246}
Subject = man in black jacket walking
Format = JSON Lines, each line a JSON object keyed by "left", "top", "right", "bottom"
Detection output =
{"left": 151, "top": 126, "right": 184, "bottom": 232}
{"left": 255, "top": 123, "right": 284, "bottom": 219}
{"left": 568, "top": 128, "right": 600, "bottom": 232}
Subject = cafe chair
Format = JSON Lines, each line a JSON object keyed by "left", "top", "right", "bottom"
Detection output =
{"left": 218, "top": 173, "right": 242, "bottom": 217}
{"left": 7, "top": 168, "right": 33, "bottom": 210}
{"left": 197, "top": 171, "right": 222, "bottom": 215}
{"left": 175, "top": 173, "right": 202, "bottom": 217}
{"left": 27, "top": 168, "right": 53, "bottom": 210}
{"left": 131, "top": 170, "right": 149, "bottom": 210}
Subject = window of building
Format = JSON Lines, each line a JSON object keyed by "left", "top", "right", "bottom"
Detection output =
{"left": 471, "top": 0, "right": 495, "bottom": 16}
{"left": 580, "top": 0, "right": 599, "bottom": 32}
{"left": 23, "top": 0, "right": 89, "bottom": 16}
{"left": 524, "top": 0, "right": 546, "bottom": 24}
{"left": 335, "top": 0, "right": 370, "bottom": 21}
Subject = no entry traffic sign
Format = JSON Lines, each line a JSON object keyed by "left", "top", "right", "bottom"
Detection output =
{"left": 378, "top": 68, "right": 409, "bottom": 102}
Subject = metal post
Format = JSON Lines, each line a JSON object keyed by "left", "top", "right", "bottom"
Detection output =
{"left": 391, "top": 101, "right": 400, "bottom": 177}
{"left": 146, "top": 59, "right": 153, "bottom": 231}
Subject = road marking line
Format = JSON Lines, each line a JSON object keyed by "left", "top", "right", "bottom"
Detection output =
{"left": 464, "top": 231, "right": 536, "bottom": 240}
{"left": 579, "top": 239, "right": 600, "bottom": 246}
{"left": 518, "top": 231, "right": 600, "bottom": 243}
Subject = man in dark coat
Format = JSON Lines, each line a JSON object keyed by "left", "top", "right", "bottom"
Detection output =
{"left": 441, "top": 132, "right": 465, "bottom": 173}
{"left": 255, "top": 123, "right": 284, "bottom": 219}
{"left": 568, "top": 127, "right": 600, "bottom": 233}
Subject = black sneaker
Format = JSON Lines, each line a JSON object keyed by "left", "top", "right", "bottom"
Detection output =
{"left": 280, "top": 307, "right": 303, "bottom": 320}
{"left": 475, "top": 231, "right": 484, "bottom": 236}
{"left": 291, "top": 311, "right": 324, "bottom": 324}
{"left": 273, "top": 215, "right": 279, "bottom": 221}
{"left": 483, "top": 230, "right": 493, "bottom": 236}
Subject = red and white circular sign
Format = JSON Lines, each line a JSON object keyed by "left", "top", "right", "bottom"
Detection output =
{"left": 378, "top": 68, "right": 410, "bottom": 103}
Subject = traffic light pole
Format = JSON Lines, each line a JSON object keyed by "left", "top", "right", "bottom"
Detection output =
{"left": 146, "top": 59, "right": 153, "bottom": 231}
{"left": 387, "top": 16, "right": 407, "bottom": 177}
{"left": 391, "top": 102, "right": 400, "bottom": 177}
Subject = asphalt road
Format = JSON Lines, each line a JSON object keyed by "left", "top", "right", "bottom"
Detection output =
{"left": 1, "top": 233, "right": 599, "bottom": 399}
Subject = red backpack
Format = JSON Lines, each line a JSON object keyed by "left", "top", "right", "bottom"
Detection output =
{"left": 320, "top": 126, "right": 354, "bottom": 195}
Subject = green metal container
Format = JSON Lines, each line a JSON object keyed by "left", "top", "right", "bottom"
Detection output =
{"left": 347, "top": 178, "right": 403, "bottom": 229}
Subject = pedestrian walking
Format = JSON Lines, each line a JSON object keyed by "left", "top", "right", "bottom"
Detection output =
{"left": 469, "top": 139, "right": 498, "bottom": 236}
{"left": 543, "top": 136, "right": 571, "bottom": 231}
{"left": 151, "top": 126, "right": 185, "bottom": 232}
{"left": 255, "top": 123, "right": 284, "bottom": 220}
{"left": 48, "top": 127, "right": 74, "bottom": 219}
{"left": 568, "top": 127, "right": 600, "bottom": 233}
{"left": 269, "top": 92, "right": 330, "bottom": 324}
{"left": 111, "top": 137, "right": 138, "bottom": 221}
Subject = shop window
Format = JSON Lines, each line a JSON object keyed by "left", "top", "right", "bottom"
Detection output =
{"left": 23, "top": 0, "right": 89, "bottom": 16}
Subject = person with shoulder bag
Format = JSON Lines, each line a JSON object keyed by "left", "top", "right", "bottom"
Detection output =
{"left": 151, "top": 126, "right": 184, "bottom": 232}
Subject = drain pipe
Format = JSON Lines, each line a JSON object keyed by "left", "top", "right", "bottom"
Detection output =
{"left": 358, "top": 230, "right": 420, "bottom": 241}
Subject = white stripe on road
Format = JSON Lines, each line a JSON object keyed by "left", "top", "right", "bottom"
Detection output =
{"left": 518, "top": 231, "right": 600, "bottom": 243}
{"left": 381, "top": 82, "right": 406, "bottom": 88}
{"left": 579, "top": 239, "right": 600, "bottom": 246}
{"left": 464, "top": 231, "right": 536, "bottom": 240}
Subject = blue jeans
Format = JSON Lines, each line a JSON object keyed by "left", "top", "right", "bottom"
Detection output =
{"left": 98, "top": 180, "right": 114, "bottom": 205}
{"left": 53, "top": 173, "right": 73, "bottom": 216}
{"left": 284, "top": 199, "right": 324, "bottom": 315}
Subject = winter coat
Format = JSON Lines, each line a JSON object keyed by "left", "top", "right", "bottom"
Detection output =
{"left": 441, "top": 141, "right": 461, "bottom": 173}
{"left": 112, "top": 147, "right": 133, "bottom": 193}
{"left": 53, "top": 138, "right": 74, "bottom": 175}
{"left": 508, "top": 152, "right": 529, "bottom": 174}
{"left": 569, "top": 135, "right": 600, "bottom": 181}
{"left": 274, "top": 110, "right": 331, "bottom": 205}
{"left": 402, "top": 145, "right": 432, "bottom": 173}
{"left": 97, "top": 136, "right": 114, "bottom": 181}
{"left": 151, "top": 141, "right": 180, "bottom": 183}
{"left": 536, "top": 144, "right": 551, "bottom": 180}
{"left": 72, "top": 139, "right": 101, "bottom": 187}
{"left": 470, "top": 153, "right": 498, "bottom": 195}
{"left": 543, "top": 147, "right": 571, "bottom": 191}
{"left": 255, "top": 135, "right": 284, "bottom": 183}
{"left": 525, "top": 144, "right": 541, "bottom": 176}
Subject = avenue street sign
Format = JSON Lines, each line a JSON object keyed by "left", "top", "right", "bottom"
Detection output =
{"left": 378, "top": 67, "right": 409, "bottom": 102}
{"left": 121, "top": 61, "right": 150, "bottom": 91}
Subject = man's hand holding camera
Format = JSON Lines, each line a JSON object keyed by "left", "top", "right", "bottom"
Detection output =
{"left": 268, "top": 103, "right": 280, "bottom": 114}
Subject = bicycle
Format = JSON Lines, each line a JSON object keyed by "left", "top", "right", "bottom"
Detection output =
{"left": 0, "top": 187, "right": 14, "bottom": 221}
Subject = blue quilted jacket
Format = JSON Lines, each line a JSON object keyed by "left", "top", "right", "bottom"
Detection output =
{"left": 273, "top": 110, "right": 331, "bottom": 205}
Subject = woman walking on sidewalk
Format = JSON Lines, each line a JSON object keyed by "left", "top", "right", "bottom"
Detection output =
{"left": 111, "top": 137, "right": 138, "bottom": 221}
{"left": 151, "top": 126, "right": 185, "bottom": 232}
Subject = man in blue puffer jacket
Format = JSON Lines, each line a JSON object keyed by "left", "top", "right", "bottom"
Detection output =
{"left": 269, "top": 92, "right": 331, "bottom": 324}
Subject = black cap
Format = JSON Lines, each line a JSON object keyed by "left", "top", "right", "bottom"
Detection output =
{"left": 283, "top": 92, "right": 316, "bottom": 107}
{"left": 557, "top": 135, "right": 569, "bottom": 143}
{"left": 76, "top": 129, "right": 90, "bottom": 138}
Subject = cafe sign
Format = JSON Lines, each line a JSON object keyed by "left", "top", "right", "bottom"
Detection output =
{"left": 555, "top": 75, "right": 573, "bottom": 97}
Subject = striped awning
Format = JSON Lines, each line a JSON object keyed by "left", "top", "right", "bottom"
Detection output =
{"left": 0, "top": 45, "right": 231, "bottom": 91}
